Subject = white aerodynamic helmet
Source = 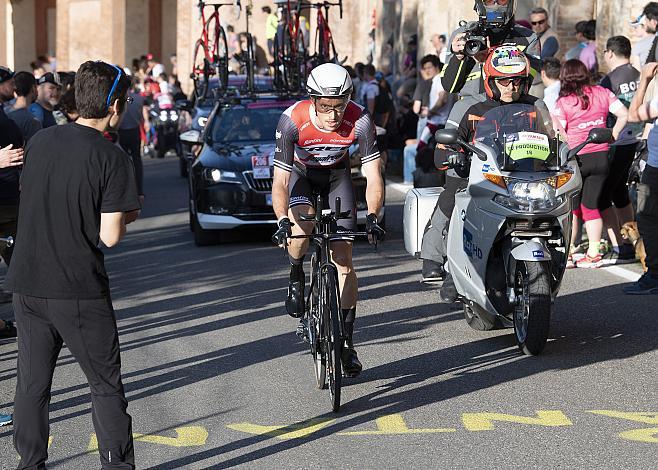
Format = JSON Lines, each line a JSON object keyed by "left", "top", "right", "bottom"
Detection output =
{"left": 306, "top": 63, "right": 353, "bottom": 98}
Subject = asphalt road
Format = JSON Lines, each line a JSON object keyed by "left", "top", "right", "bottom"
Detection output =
{"left": 0, "top": 157, "right": 656, "bottom": 469}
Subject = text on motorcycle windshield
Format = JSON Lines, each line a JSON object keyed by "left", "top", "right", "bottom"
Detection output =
{"left": 474, "top": 104, "right": 559, "bottom": 172}
{"left": 99, "top": 62, "right": 124, "bottom": 110}
{"left": 474, "top": 0, "right": 515, "bottom": 25}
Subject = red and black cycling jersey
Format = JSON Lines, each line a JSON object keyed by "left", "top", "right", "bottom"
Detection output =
{"left": 273, "top": 100, "right": 380, "bottom": 172}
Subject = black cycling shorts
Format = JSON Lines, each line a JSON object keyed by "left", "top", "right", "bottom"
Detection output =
{"left": 289, "top": 161, "right": 357, "bottom": 237}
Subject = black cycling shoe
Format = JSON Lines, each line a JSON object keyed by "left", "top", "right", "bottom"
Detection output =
{"left": 285, "top": 278, "right": 305, "bottom": 318}
{"left": 421, "top": 259, "right": 444, "bottom": 283}
{"left": 341, "top": 347, "right": 362, "bottom": 378}
{"left": 440, "top": 273, "right": 458, "bottom": 303}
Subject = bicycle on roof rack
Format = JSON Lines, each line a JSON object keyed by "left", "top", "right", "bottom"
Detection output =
{"left": 301, "top": 1, "right": 346, "bottom": 67}
{"left": 233, "top": 0, "right": 257, "bottom": 94}
{"left": 272, "top": 0, "right": 310, "bottom": 94}
{"left": 286, "top": 194, "right": 375, "bottom": 412}
{"left": 191, "top": 0, "right": 242, "bottom": 99}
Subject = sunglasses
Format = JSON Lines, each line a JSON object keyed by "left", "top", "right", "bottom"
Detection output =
{"left": 531, "top": 19, "right": 547, "bottom": 26}
{"left": 315, "top": 101, "right": 349, "bottom": 114}
{"left": 483, "top": 0, "right": 510, "bottom": 5}
{"left": 495, "top": 77, "right": 524, "bottom": 87}
{"left": 98, "top": 62, "right": 124, "bottom": 109}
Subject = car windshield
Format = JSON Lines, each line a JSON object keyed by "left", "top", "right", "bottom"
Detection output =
{"left": 210, "top": 104, "right": 286, "bottom": 143}
{"left": 473, "top": 103, "right": 559, "bottom": 172}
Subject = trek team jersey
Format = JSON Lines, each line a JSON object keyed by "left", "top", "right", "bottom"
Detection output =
{"left": 273, "top": 100, "right": 380, "bottom": 172}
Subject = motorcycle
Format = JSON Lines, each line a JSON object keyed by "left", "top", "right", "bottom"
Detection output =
{"left": 434, "top": 103, "right": 611, "bottom": 355}
{"left": 145, "top": 94, "right": 180, "bottom": 159}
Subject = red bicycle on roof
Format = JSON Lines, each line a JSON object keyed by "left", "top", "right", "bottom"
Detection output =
{"left": 304, "top": 1, "right": 345, "bottom": 66}
{"left": 191, "top": 0, "right": 242, "bottom": 99}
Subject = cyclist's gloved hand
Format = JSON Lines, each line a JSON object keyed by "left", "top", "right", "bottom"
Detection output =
{"left": 272, "top": 217, "right": 293, "bottom": 246}
{"left": 366, "top": 213, "right": 385, "bottom": 243}
{"left": 447, "top": 151, "right": 466, "bottom": 167}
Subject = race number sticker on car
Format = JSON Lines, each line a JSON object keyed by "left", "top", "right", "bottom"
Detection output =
{"left": 505, "top": 132, "right": 551, "bottom": 161}
{"left": 252, "top": 155, "right": 271, "bottom": 179}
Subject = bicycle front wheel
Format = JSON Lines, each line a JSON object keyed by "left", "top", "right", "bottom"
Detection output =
{"left": 322, "top": 265, "right": 342, "bottom": 412}
{"left": 213, "top": 25, "right": 229, "bottom": 90}
{"left": 309, "top": 252, "right": 326, "bottom": 389}
{"left": 192, "top": 39, "right": 210, "bottom": 99}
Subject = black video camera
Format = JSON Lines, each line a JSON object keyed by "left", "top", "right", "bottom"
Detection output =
{"left": 461, "top": 20, "right": 493, "bottom": 56}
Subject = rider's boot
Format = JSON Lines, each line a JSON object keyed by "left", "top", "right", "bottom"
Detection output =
{"left": 286, "top": 258, "right": 305, "bottom": 318}
{"left": 440, "top": 272, "right": 458, "bottom": 303}
{"left": 341, "top": 308, "right": 362, "bottom": 377}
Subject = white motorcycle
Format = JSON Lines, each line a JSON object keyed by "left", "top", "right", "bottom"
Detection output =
{"left": 433, "top": 103, "right": 611, "bottom": 355}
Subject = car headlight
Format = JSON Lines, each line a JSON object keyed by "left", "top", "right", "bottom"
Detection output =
{"left": 197, "top": 116, "right": 208, "bottom": 128}
{"left": 202, "top": 168, "right": 241, "bottom": 184}
{"left": 493, "top": 180, "right": 565, "bottom": 214}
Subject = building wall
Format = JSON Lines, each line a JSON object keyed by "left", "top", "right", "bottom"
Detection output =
{"left": 6, "top": 0, "right": 37, "bottom": 71}
{"left": 160, "top": 0, "right": 176, "bottom": 72}
{"left": 125, "top": 0, "right": 149, "bottom": 68}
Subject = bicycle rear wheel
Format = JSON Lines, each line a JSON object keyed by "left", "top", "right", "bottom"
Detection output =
{"left": 245, "top": 32, "right": 256, "bottom": 92}
{"left": 192, "top": 39, "right": 210, "bottom": 99}
{"left": 322, "top": 265, "right": 342, "bottom": 412}
{"left": 212, "top": 25, "right": 229, "bottom": 90}
{"left": 273, "top": 32, "right": 284, "bottom": 91}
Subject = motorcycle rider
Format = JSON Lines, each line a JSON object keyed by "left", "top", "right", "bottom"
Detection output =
{"left": 434, "top": 45, "right": 548, "bottom": 302}
{"left": 271, "top": 63, "right": 385, "bottom": 377}
{"left": 441, "top": 0, "right": 541, "bottom": 98}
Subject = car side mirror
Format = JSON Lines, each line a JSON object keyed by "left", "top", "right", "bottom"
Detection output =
{"left": 175, "top": 99, "right": 193, "bottom": 112}
{"left": 179, "top": 130, "right": 202, "bottom": 145}
{"left": 435, "top": 128, "right": 459, "bottom": 145}
{"left": 587, "top": 128, "right": 613, "bottom": 144}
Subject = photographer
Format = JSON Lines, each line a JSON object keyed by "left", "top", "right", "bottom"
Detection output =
{"left": 441, "top": 0, "right": 540, "bottom": 98}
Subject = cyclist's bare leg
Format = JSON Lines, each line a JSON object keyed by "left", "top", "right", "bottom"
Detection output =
{"left": 330, "top": 241, "right": 357, "bottom": 309}
{"left": 287, "top": 204, "right": 315, "bottom": 260}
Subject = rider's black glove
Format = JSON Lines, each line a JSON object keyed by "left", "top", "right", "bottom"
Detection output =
{"left": 447, "top": 151, "right": 466, "bottom": 167}
{"left": 366, "top": 213, "right": 385, "bottom": 241}
{"left": 272, "top": 217, "right": 292, "bottom": 246}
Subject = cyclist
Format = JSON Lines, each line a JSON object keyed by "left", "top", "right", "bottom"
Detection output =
{"left": 271, "top": 63, "right": 385, "bottom": 377}
{"left": 434, "top": 46, "right": 550, "bottom": 301}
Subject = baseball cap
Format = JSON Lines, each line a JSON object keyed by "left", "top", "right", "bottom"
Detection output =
{"left": 37, "top": 72, "right": 61, "bottom": 86}
{"left": 0, "top": 66, "right": 15, "bottom": 83}
{"left": 630, "top": 14, "right": 645, "bottom": 26}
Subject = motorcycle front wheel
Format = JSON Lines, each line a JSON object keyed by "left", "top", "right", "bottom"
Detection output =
{"left": 513, "top": 261, "right": 552, "bottom": 356}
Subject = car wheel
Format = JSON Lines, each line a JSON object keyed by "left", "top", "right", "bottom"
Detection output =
{"left": 192, "top": 212, "right": 218, "bottom": 246}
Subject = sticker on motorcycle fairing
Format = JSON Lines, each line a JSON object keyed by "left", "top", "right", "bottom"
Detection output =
{"left": 481, "top": 163, "right": 491, "bottom": 172}
{"left": 505, "top": 132, "right": 551, "bottom": 161}
{"left": 463, "top": 228, "right": 483, "bottom": 260}
{"left": 252, "top": 155, "right": 272, "bottom": 179}
{"left": 533, "top": 250, "right": 545, "bottom": 258}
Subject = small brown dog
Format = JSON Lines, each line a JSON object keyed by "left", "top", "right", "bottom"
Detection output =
{"left": 621, "top": 221, "right": 647, "bottom": 272}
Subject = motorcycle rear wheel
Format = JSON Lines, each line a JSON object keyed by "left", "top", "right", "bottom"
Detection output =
{"left": 513, "top": 261, "right": 551, "bottom": 356}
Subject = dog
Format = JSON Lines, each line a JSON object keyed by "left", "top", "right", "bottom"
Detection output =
{"left": 620, "top": 221, "right": 647, "bottom": 272}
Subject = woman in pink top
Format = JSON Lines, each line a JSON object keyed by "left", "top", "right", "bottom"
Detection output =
{"left": 553, "top": 60, "right": 628, "bottom": 268}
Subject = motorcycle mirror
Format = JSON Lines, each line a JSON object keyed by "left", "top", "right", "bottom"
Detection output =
{"left": 588, "top": 128, "right": 613, "bottom": 144}
{"left": 179, "top": 130, "right": 202, "bottom": 145}
{"left": 435, "top": 128, "right": 459, "bottom": 145}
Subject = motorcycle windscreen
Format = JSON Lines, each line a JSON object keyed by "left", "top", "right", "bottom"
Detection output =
{"left": 474, "top": 103, "right": 559, "bottom": 172}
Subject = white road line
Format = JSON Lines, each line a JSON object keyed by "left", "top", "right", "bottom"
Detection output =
{"left": 603, "top": 265, "right": 641, "bottom": 282}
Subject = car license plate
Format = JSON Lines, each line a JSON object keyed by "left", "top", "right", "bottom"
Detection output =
{"left": 266, "top": 193, "right": 272, "bottom": 206}
{"left": 252, "top": 155, "right": 271, "bottom": 179}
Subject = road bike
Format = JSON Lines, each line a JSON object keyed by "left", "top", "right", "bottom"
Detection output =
{"left": 303, "top": 1, "right": 345, "bottom": 66}
{"left": 234, "top": 0, "right": 256, "bottom": 93}
{"left": 287, "top": 195, "right": 369, "bottom": 412}
{"left": 272, "top": 0, "right": 309, "bottom": 93}
{"left": 191, "top": 0, "right": 241, "bottom": 98}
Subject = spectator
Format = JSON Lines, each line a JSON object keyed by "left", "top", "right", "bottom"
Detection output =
{"left": 631, "top": 15, "right": 654, "bottom": 69}
{"left": 156, "top": 72, "right": 170, "bottom": 95}
{"left": 553, "top": 59, "right": 628, "bottom": 268}
{"left": 6, "top": 60, "right": 140, "bottom": 468}
{"left": 119, "top": 78, "right": 149, "bottom": 204}
{"left": 170, "top": 53, "right": 178, "bottom": 76}
{"left": 530, "top": 7, "right": 560, "bottom": 59}
{"left": 56, "top": 87, "right": 79, "bottom": 123}
{"left": 579, "top": 20, "right": 598, "bottom": 74}
{"left": 642, "top": 2, "right": 658, "bottom": 64}
{"left": 8, "top": 72, "right": 42, "bottom": 142}
{"left": 540, "top": 57, "right": 561, "bottom": 114}
{"left": 626, "top": 62, "right": 658, "bottom": 293}
{"left": 29, "top": 72, "right": 60, "bottom": 128}
{"left": 263, "top": 6, "right": 278, "bottom": 58}
{"left": 564, "top": 21, "right": 589, "bottom": 61}
{"left": 599, "top": 36, "right": 641, "bottom": 264}
{"left": 430, "top": 34, "right": 448, "bottom": 65}
{"left": 147, "top": 53, "right": 165, "bottom": 77}
{"left": 353, "top": 62, "right": 365, "bottom": 101}
{"left": 358, "top": 64, "right": 379, "bottom": 115}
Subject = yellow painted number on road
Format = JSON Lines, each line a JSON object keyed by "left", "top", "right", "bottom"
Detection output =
{"left": 87, "top": 426, "right": 208, "bottom": 452}
{"left": 589, "top": 410, "right": 658, "bottom": 443}
{"left": 227, "top": 418, "right": 336, "bottom": 440}
{"left": 339, "top": 414, "right": 456, "bottom": 436}
{"left": 462, "top": 410, "right": 573, "bottom": 431}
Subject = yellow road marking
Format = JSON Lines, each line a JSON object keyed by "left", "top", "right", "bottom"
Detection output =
{"left": 87, "top": 427, "right": 208, "bottom": 453}
{"left": 588, "top": 411, "right": 658, "bottom": 443}
{"left": 227, "top": 418, "right": 336, "bottom": 440}
{"left": 339, "top": 414, "right": 456, "bottom": 436}
{"left": 462, "top": 410, "right": 573, "bottom": 431}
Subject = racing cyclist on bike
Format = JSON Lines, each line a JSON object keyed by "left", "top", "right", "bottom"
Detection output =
{"left": 271, "top": 63, "right": 385, "bottom": 377}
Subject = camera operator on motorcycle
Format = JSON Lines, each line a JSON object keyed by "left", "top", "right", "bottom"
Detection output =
{"left": 271, "top": 63, "right": 385, "bottom": 377}
{"left": 441, "top": 0, "right": 541, "bottom": 98}
{"left": 435, "top": 46, "right": 548, "bottom": 302}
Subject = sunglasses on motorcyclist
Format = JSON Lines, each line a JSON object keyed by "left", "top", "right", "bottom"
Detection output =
{"left": 495, "top": 77, "right": 524, "bottom": 87}
{"left": 483, "top": 0, "right": 510, "bottom": 6}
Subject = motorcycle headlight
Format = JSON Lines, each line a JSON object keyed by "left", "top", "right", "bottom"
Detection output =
{"left": 197, "top": 116, "right": 208, "bottom": 128}
{"left": 171, "top": 112, "right": 179, "bottom": 121}
{"left": 494, "top": 180, "right": 565, "bottom": 214}
{"left": 159, "top": 111, "right": 168, "bottom": 120}
{"left": 202, "top": 168, "right": 240, "bottom": 184}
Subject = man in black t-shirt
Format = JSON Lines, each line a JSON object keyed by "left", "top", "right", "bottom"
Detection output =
{"left": 6, "top": 61, "right": 140, "bottom": 470}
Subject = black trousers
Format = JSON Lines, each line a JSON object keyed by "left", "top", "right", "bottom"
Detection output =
{"left": 13, "top": 294, "right": 134, "bottom": 470}
{"left": 118, "top": 128, "right": 144, "bottom": 196}
{"left": 637, "top": 164, "right": 658, "bottom": 274}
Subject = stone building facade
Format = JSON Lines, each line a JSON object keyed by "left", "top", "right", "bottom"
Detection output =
{"left": 0, "top": 0, "right": 651, "bottom": 93}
